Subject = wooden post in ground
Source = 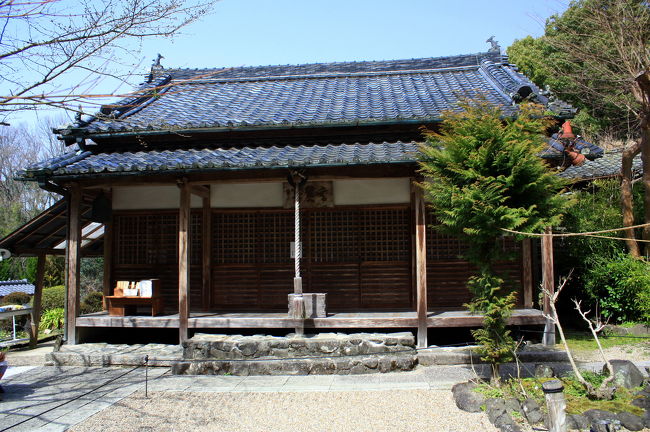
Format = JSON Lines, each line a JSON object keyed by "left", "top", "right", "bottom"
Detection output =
{"left": 543, "top": 380, "right": 567, "bottom": 432}
{"left": 414, "top": 186, "right": 428, "bottom": 348}
{"left": 178, "top": 181, "right": 191, "bottom": 344}
{"left": 65, "top": 185, "right": 82, "bottom": 345}
{"left": 201, "top": 186, "right": 212, "bottom": 312}
{"left": 542, "top": 227, "right": 555, "bottom": 346}
{"left": 522, "top": 238, "right": 533, "bottom": 308}
{"left": 29, "top": 253, "right": 46, "bottom": 347}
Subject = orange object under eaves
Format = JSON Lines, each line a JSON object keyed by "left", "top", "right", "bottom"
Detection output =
{"left": 558, "top": 120, "right": 575, "bottom": 140}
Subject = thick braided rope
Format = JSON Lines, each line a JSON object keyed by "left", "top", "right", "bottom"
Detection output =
{"left": 294, "top": 184, "right": 300, "bottom": 278}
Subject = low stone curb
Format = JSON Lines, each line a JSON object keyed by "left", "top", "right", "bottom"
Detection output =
{"left": 418, "top": 346, "right": 568, "bottom": 366}
{"left": 172, "top": 354, "right": 418, "bottom": 376}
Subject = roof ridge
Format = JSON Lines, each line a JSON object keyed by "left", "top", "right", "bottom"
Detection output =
{"left": 165, "top": 51, "right": 495, "bottom": 72}
{"left": 169, "top": 65, "right": 480, "bottom": 85}
{"left": 158, "top": 51, "right": 503, "bottom": 81}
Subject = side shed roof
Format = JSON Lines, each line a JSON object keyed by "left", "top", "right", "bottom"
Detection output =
{"left": 0, "top": 198, "right": 104, "bottom": 257}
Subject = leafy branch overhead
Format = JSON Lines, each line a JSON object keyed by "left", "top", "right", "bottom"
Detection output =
{"left": 0, "top": 0, "right": 216, "bottom": 120}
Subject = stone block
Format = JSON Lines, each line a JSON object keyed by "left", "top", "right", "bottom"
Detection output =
{"left": 288, "top": 293, "right": 326, "bottom": 318}
{"left": 605, "top": 360, "right": 645, "bottom": 389}
{"left": 451, "top": 382, "right": 485, "bottom": 413}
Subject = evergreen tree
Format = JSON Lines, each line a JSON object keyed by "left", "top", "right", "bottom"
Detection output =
{"left": 418, "top": 101, "right": 567, "bottom": 383}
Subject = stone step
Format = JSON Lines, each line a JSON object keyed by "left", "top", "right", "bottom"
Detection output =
{"left": 172, "top": 353, "right": 418, "bottom": 376}
{"left": 183, "top": 332, "right": 416, "bottom": 360}
{"left": 418, "top": 345, "right": 568, "bottom": 366}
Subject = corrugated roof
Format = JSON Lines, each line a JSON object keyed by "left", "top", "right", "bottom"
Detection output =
{"left": 21, "top": 141, "right": 418, "bottom": 179}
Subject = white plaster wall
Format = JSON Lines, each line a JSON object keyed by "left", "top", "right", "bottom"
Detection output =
{"left": 112, "top": 186, "right": 202, "bottom": 209}
{"left": 333, "top": 178, "right": 411, "bottom": 205}
{"left": 211, "top": 182, "right": 283, "bottom": 208}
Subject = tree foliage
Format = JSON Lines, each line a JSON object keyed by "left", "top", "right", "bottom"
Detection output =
{"left": 0, "top": 0, "right": 215, "bottom": 120}
{"left": 507, "top": 0, "right": 649, "bottom": 138}
{"left": 508, "top": 0, "right": 650, "bottom": 255}
{"left": 419, "top": 101, "right": 568, "bottom": 381}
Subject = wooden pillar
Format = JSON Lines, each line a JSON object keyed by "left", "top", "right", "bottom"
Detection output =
{"left": 522, "top": 238, "right": 533, "bottom": 308}
{"left": 542, "top": 227, "right": 555, "bottom": 346}
{"left": 178, "top": 181, "right": 191, "bottom": 344}
{"left": 29, "top": 253, "right": 46, "bottom": 347}
{"left": 102, "top": 218, "right": 113, "bottom": 309}
{"left": 414, "top": 186, "right": 428, "bottom": 348}
{"left": 202, "top": 187, "right": 211, "bottom": 312}
{"left": 65, "top": 185, "right": 82, "bottom": 345}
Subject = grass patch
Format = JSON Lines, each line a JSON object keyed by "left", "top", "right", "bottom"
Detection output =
{"left": 473, "top": 373, "right": 644, "bottom": 417}
{"left": 561, "top": 331, "right": 649, "bottom": 352}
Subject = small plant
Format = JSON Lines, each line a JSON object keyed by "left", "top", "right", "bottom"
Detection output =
{"left": 1, "top": 291, "right": 31, "bottom": 306}
{"left": 80, "top": 291, "right": 104, "bottom": 314}
{"left": 584, "top": 253, "right": 650, "bottom": 324}
{"left": 40, "top": 308, "right": 64, "bottom": 331}
{"left": 41, "top": 286, "right": 65, "bottom": 311}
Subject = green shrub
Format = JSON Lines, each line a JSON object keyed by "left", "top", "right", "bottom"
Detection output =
{"left": 40, "top": 308, "right": 64, "bottom": 330}
{"left": 81, "top": 291, "right": 104, "bottom": 314}
{"left": 2, "top": 291, "right": 31, "bottom": 306}
{"left": 584, "top": 253, "right": 650, "bottom": 324}
{"left": 41, "top": 285, "right": 65, "bottom": 311}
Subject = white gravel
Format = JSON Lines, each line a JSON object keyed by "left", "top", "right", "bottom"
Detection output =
{"left": 71, "top": 389, "right": 500, "bottom": 432}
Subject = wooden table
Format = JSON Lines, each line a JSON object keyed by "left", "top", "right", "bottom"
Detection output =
{"left": 105, "top": 296, "right": 164, "bottom": 317}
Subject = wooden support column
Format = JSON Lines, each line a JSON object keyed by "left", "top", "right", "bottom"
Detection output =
{"left": 65, "top": 186, "right": 82, "bottom": 345}
{"left": 201, "top": 186, "right": 211, "bottom": 312}
{"left": 414, "top": 186, "right": 428, "bottom": 348}
{"left": 102, "top": 217, "right": 113, "bottom": 309}
{"left": 522, "top": 238, "right": 533, "bottom": 308}
{"left": 178, "top": 181, "right": 191, "bottom": 344}
{"left": 542, "top": 227, "right": 555, "bottom": 346}
{"left": 29, "top": 253, "right": 46, "bottom": 347}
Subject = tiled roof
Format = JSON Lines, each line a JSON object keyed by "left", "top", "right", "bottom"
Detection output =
{"left": 0, "top": 280, "right": 35, "bottom": 297}
{"left": 58, "top": 51, "right": 572, "bottom": 137}
{"left": 559, "top": 150, "right": 642, "bottom": 180}
{"left": 21, "top": 142, "right": 419, "bottom": 179}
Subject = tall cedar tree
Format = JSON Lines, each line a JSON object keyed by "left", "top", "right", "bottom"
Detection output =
{"left": 418, "top": 102, "right": 567, "bottom": 382}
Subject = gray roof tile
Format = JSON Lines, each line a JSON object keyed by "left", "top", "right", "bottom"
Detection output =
{"left": 59, "top": 51, "right": 570, "bottom": 136}
{"left": 0, "top": 280, "right": 35, "bottom": 297}
{"left": 22, "top": 142, "right": 419, "bottom": 178}
{"left": 559, "top": 150, "right": 642, "bottom": 180}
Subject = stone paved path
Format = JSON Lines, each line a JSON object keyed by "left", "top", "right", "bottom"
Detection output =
{"left": 1, "top": 361, "right": 649, "bottom": 431}
{"left": 0, "top": 366, "right": 167, "bottom": 432}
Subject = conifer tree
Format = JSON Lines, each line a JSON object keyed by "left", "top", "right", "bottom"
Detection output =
{"left": 419, "top": 101, "right": 567, "bottom": 383}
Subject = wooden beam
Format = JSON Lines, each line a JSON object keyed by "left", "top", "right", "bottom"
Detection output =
{"left": 29, "top": 253, "right": 46, "bottom": 347}
{"left": 65, "top": 185, "right": 82, "bottom": 344}
{"left": 414, "top": 185, "right": 428, "bottom": 348}
{"left": 178, "top": 181, "right": 191, "bottom": 344}
{"left": 190, "top": 185, "right": 210, "bottom": 199}
{"left": 522, "top": 238, "right": 533, "bottom": 308}
{"left": 202, "top": 187, "right": 212, "bottom": 312}
{"left": 541, "top": 227, "right": 555, "bottom": 346}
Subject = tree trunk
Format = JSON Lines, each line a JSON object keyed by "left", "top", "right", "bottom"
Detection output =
{"left": 635, "top": 70, "right": 650, "bottom": 257}
{"left": 621, "top": 140, "right": 641, "bottom": 257}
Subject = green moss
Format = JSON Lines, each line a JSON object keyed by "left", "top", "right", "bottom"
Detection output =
{"left": 473, "top": 373, "right": 644, "bottom": 417}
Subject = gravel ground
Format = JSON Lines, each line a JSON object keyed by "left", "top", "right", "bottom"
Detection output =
{"left": 70, "top": 389, "right": 501, "bottom": 432}
{"left": 572, "top": 341, "right": 650, "bottom": 362}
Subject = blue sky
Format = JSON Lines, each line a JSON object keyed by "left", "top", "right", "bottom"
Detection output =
{"left": 147, "top": 0, "right": 566, "bottom": 69}
{"left": 14, "top": 0, "right": 569, "bottom": 127}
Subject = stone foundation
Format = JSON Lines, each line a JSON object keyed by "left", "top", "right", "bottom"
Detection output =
{"left": 173, "top": 332, "right": 417, "bottom": 376}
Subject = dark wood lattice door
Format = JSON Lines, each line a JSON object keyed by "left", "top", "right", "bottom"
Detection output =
{"left": 211, "top": 206, "right": 412, "bottom": 312}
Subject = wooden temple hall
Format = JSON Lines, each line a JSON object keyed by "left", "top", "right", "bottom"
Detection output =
{"left": 2, "top": 48, "right": 575, "bottom": 346}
